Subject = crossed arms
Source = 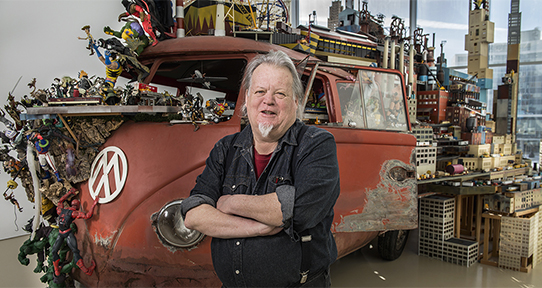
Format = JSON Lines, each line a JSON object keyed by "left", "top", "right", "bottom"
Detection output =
{"left": 184, "top": 193, "right": 283, "bottom": 239}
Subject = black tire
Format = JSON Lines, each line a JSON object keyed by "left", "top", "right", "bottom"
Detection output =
{"left": 377, "top": 229, "right": 410, "bottom": 261}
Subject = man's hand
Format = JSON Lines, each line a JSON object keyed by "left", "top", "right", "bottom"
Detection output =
{"left": 258, "top": 224, "right": 283, "bottom": 236}
{"left": 216, "top": 194, "right": 233, "bottom": 214}
{"left": 185, "top": 204, "right": 282, "bottom": 239}
{"left": 215, "top": 194, "right": 283, "bottom": 227}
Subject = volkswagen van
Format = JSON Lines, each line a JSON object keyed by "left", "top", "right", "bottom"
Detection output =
{"left": 61, "top": 35, "right": 418, "bottom": 287}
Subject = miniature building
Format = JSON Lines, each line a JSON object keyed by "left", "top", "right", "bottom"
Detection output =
{"left": 446, "top": 106, "right": 485, "bottom": 133}
{"left": 419, "top": 196, "right": 455, "bottom": 257}
{"left": 492, "top": 143, "right": 514, "bottom": 155}
{"left": 523, "top": 178, "right": 541, "bottom": 190}
{"left": 408, "top": 97, "right": 417, "bottom": 124}
{"left": 419, "top": 195, "right": 479, "bottom": 267}
{"left": 459, "top": 156, "right": 492, "bottom": 172}
{"left": 468, "top": 144, "right": 491, "bottom": 157}
{"left": 416, "top": 146, "right": 437, "bottom": 176}
{"left": 483, "top": 187, "right": 541, "bottom": 215}
{"left": 327, "top": 0, "right": 343, "bottom": 31}
{"left": 417, "top": 90, "right": 449, "bottom": 123}
{"left": 414, "top": 127, "right": 437, "bottom": 176}
{"left": 442, "top": 238, "right": 479, "bottom": 267}
{"left": 511, "top": 189, "right": 535, "bottom": 211}
{"left": 464, "top": 2, "right": 494, "bottom": 93}
{"left": 412, "top": 126, "right": 434, "bottom": 146}
{"left": 484, "top": 193, "right": 515, "bottom": 214}
{"left": 462, "top": 132, "right": 483, "bottom": 145}
{"left": 449, "top": 82, "right": 481, "bottom": 103}
{"left": 499, "top": 211, "right": 540, "bottom": 270}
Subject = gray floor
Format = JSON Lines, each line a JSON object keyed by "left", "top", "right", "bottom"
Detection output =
{"left": 330, "top": 229, "right": 542, "bottom": 288}
{"left": 2, "top": 232, "right": 542, "bottom": 287}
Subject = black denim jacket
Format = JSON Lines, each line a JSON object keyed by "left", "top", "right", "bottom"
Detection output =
{"left": 181, "top": 120, "right": 340, "bottom": 287}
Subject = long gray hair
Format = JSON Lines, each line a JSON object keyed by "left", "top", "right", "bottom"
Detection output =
{"left": 241, "top": 50, "right": 304, "bottom": 119}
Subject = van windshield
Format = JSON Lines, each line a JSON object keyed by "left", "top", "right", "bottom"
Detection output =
{"left": 338, "top": 70, "right": 408, "bottom": 131}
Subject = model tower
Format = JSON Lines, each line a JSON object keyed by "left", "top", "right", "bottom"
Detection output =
{"left": 464, "top": 0, "right": 494, "bottom": 105}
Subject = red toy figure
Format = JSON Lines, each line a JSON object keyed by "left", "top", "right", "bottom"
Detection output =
{"left": 52, "top": 188, "right": 99, "bottom": 277}
{"left": 119, "top": 1, "right": 158, "bottom": 46}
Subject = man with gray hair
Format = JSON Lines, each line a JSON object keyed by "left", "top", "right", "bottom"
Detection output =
{"left": 181, "top": 50, "right": 340, "bottom": 287}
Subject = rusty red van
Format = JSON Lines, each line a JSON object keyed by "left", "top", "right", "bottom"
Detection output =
{"left": 68, "top": 35, "right": 417, "bottom": 287}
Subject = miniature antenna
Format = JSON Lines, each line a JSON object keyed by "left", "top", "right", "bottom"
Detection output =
{"left": 10, "top": 76, "right": 23, "bottom": 95}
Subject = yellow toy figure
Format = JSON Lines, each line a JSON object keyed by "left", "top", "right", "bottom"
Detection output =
{"left": 92, "top": 43, "right": 122, "bottom": 105}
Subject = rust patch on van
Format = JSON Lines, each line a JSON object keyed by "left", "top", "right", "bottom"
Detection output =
{"left": 94, "top": 232, "right": 116, "bottom": 249}
{"left": 334, "top": 157, "right": 417, "bottom": 232}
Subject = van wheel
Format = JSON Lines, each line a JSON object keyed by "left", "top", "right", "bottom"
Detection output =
{"left": 377, "top": 230, "right": 410, "bottom": 261}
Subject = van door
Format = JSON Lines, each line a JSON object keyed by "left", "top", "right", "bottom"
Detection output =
{"left": 304, "top": 65, "right": 418, "bottom": 232}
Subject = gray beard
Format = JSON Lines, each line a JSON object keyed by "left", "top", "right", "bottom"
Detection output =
{"left": 258, "top": 122, "right": 274, "bottom": 138}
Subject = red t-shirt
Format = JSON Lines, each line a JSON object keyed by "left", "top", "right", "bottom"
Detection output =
{"left": 254, "top": 148, "right": 272, "bottom": 179}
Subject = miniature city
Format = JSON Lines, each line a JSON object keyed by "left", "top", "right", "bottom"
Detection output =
{"left": 1, "top": 0, "right": 540, "bottom": 286}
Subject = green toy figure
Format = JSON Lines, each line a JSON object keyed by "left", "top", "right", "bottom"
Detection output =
{"left": 104, "top": 20, "right": 150, "bottom": 56}
{"left": 18, "top": 223, "right": 77, "bottom": 288}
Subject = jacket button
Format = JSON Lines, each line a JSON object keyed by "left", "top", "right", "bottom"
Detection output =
{"left": 232, "top": 185, "right": 236, "bottom": 189}
{"left": 235, "top": 270, "right": 240, "bottom": 274}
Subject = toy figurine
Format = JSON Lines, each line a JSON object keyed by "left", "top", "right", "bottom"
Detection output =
{"left": 27, "top": 78, "right": 49, "bottom": 106}
{"left": 51, "top": 78, "right": 64, "bottom": 98}
{"left": 41, "top": 196, "right": 58, "bottom": 224}
{"left": 3, "top": 127, "right": 28, "bottom": 161}
{"left": 18, "top": 224, "right": 54, "bottom": 273}
{"left": 119, "top": 0, "right": 159, "bottom": 46}
{"left": 51, "top": 77, "right": 76, "bottom": 98}
{"left": 92, "top": 43, "right": 122, "bottom": 104}
{"left": 305, "top": 87, "right": 326, "bottom": 112}
{"left": 181, "top": 92, "right": 204, "bottom": 131}
{"left": 0, "top": 108, "right": 15, "bottom": 130}
{"left": 78, "top": 25, "right": 95, "bottom": 56}
{"left": 75, "top": 70, "right": 92, "bottom": 97}
{"left": 22, "top": 95, "right": 41, "bottom": 107}
{"left": 19, "top": 223, "right": 78, "bottom": 287}
{"left": 4, "top": 93, "right": 25, "bottom": 130}
{"left": 104, "top": 20, "right": 149, "bottom": 56}
{"left": 28, "top": 132, "right": 62, "bottom": 182}
{"left": 366, "top": 96, "right": 383, "bottom": 128}
{"left": 386, "top": 91, "right": 402, "bottom": 120}
{"left": 4, "top": 179, "right": 22, "bottom": 212}
{"left": 96, "top": 37, "right": 150, "bottom": 83}
{"left": 52, "top": 188, "right": 99, "bottom": 277}
{"left": 65, "top": 143, "right": 77, "bottom": 177}
{"left": 120, "top": 0, "right": 176, "bottom": 40}
{"left": 206, "top": 98, "right": 229, "bottom": 123}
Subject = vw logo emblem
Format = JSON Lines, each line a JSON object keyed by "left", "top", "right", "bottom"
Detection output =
{"left": 89, "top": 146, "right": 128, "bottom": 204}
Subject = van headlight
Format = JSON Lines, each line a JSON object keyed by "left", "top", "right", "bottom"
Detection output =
{"left": 155, "top": 199, "right": 205, "bottom": 248}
